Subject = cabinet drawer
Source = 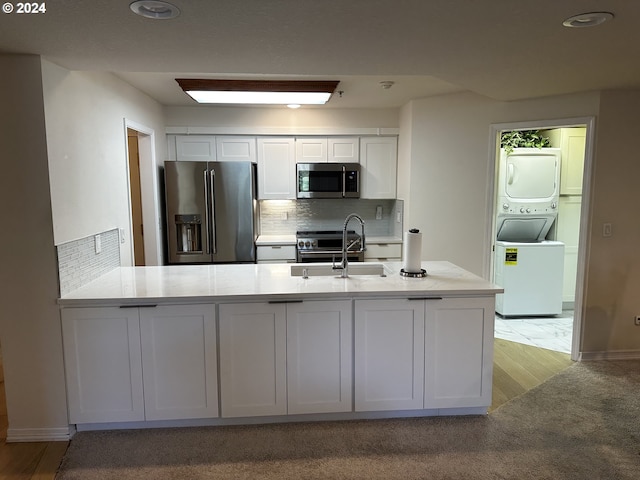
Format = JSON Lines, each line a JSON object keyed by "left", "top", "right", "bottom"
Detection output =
{"left": 257, "top": 245, "right": 297, "bottom": 262}
{"left": 365, "top": 243, "right": 401, "bottom": 259}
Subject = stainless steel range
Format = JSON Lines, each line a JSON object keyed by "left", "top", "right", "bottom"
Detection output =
{"left": 296, "top": 230, "right": 364, "bottom": 263}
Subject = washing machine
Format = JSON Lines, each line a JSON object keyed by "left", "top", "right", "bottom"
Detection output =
{"left": 494, "top": 147, "right": 564, "bottom": 316}
{"left": 494, "top": 240, "right": 564, "bottom": 316}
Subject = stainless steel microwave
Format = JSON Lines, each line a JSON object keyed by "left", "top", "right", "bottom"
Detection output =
{"left": 296, "top": 163, "right": 361, "bottom": 199}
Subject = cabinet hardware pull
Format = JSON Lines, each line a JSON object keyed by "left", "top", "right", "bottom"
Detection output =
{"left": 119, "top": 304, "right": 158, "bottom": 308}
{"left": 407, "top": 297, "right": 442, "bottom": 301}
{"left": 268, "top": 300, "right": 303, "bottom": 304}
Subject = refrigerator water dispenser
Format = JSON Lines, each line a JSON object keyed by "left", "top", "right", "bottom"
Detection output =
{"left": 175, "top": 214, "right": 202, "bottom": 253}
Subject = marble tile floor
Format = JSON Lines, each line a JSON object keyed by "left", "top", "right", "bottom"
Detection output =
{"left": 494, "top": 310, "right": 574, "bottom": 354}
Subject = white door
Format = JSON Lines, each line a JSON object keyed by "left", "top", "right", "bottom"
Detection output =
{"left": 354, "top": 299, "right": 425, "bottom": 411}
{"left": 287, "top": 300, "right": 352, "bottom": 414}
{"left": 257, "top": 137, "right": 296, "bottom": 199}
{"left": 424, "top": 297, "right": 494, "bottom": 409}
{"left": 61, "top": 307, "right": 144, "bottom": 424}
{"left": 296, "top": 137, "right": 327, "bottom": 163}
{"left": 359, "top": 137, "right": 397, "bottom": 199}
{"left": 140, "top": 304, "right": 218, "bottom": 421}
{"left": 219, "top": 303, "right": 287, "bottom": 417}
{"left": 216, "top": 136, "right": 257, "bottom": 162}
{"left": 176, "top": 135, "right": 217, "bottom": 161}
{"left": 328, "top": 137, "right": 359, "bottom": 163}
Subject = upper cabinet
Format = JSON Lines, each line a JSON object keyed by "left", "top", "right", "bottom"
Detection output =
{"left": 173, "top": 135, "right": 257, "bottom": 163}
{"left": 545, "top": 127, "right": 586, "bottom": 195}
{"left": 216, "top": 136, "right": 257, "bottom": 163}
{"left": 295, "top": 137, "right": 327, "bottom": 163}
{"left": 360, "top": 136, "right": 398, "bottom": 199}
{"left": 295, "top": 137, "right": 359, "bottom": 163}
{"left": 257, "top": 137, "right": 296, "bottom": 200}
{"left": 175, "top": 135, "right": 217, "bottom": 161}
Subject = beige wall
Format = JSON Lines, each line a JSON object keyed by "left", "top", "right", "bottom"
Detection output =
{"left": 165, "top": 105, "right": 399, "bottom": 131}
{"left": 0, "top": 55, "right": 69, "bottom": 439}
{"left": 402, "top": 89, "right": 640, "bottom": 355}
{"left": 582, "top": 90, "right": 640, "bottom": 354}
{"left": 42, "top": 61, "right": 167, "bottom": 265}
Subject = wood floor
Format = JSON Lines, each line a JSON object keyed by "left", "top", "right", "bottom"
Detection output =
{"left": 0, "top": 339, "right": 572, "bottom": 478}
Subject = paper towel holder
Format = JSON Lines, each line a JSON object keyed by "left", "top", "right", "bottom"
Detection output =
{"left": 400, "top": 268, "right": 427, "bottom": 278}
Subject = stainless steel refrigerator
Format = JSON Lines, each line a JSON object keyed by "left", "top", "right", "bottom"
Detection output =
{"left": 164, "top": 161, "right": 257, "bottom": 264}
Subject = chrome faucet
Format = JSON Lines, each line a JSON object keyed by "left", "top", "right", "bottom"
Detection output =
{"left": 333, "top": 213, "right": 365, "bottom": 278}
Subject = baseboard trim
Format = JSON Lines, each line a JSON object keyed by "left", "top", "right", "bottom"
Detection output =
{"left": 579, "top": 350, "right": 640, "bottom": 361}
{"left": 6, "top": 426, "right": 72, "bottom": 443}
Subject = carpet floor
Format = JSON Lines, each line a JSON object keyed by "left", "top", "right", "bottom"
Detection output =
{"left": 56, "top": 360, "right": 640, "bottom": 479}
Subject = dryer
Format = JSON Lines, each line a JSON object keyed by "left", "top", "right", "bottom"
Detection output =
{"left": 495, "top": 147, "right": 560, "bottom": 242}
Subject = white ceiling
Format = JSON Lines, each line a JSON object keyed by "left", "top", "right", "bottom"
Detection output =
{"left": 1, "top": 0, "right": 639, "bottom": 108}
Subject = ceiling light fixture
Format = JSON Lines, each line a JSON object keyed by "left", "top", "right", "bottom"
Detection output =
{"left": 562, "top": 11, "right": 613, "bottom": 28}
{"left": 175, "top": 79, "right": 340, "bottom": 105}
{"left": 287, "top": 104, "right": 302, "bottom": 109}
{"left": 130, "top": 1, "right": 180, "bottom": 20}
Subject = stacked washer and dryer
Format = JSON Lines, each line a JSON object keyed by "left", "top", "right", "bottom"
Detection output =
{"left": 494, "top": 147, "right": 564, "bottom": 317}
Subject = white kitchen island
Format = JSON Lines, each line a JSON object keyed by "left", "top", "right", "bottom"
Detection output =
{"left": 58, "top": 261, "right": 502, "bottom": 431}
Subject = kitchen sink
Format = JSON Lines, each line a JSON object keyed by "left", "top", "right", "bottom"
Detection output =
{"left": 290, "top": 263, "right": 386, "bottom": 277}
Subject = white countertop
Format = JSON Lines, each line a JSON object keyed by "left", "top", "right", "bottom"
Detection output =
{"left": 59, "top": 261, "right": 502, "bottom": 307}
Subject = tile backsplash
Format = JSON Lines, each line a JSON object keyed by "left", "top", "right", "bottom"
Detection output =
{"left": 260, "top": 199, "right": 403, "bottom": 237}
{"left": 57, "top": 229, "right": 121, "bottom": 296}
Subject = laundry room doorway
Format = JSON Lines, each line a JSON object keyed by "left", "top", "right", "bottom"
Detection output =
{"left": 487, "top": 117, "right": 595, "bottom": 362}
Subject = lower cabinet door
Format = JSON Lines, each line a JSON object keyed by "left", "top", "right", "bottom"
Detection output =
{"left": 140, "top": 304, "right": 218, "bottom": 421}
{"left": 219, "top": 303, "right": 287, "bottom": 417}
{"left": 354, "top": 299, "right": 425, "bottom": 411}
{"left": 424, "top": 296, "right": 495, "bottom": 408}
{"left": 286, "top": 300, "right": 352, "bottom": 414}
{"left": 61, "top": 307, "right": 144, "bottom": 424}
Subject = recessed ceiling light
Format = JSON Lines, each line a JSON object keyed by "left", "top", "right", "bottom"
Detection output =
{"left": 287, "top": 104, "right": 302, "bottom": 109}
{"left": 562, "top": 12, "right": 613, "bottom": 28}
{"left": 130, "top": 1, "right": 180, "bottom": 20}
{"left": 175, "top": 79, "right": 340, "bottom": 105}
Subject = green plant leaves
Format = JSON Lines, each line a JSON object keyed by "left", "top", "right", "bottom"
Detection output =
{"left": 501, "top": 130, "right": 550, "bottom": 155}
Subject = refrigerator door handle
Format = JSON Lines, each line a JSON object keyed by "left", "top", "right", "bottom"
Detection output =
{"left": 210, "top": 168, "right": 217, "bottom": 254}
{"left": 203, "top": 170, "right": 211, "bottom": 254}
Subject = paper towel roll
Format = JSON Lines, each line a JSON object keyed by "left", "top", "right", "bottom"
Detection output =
{"left": 403, "top": 228, "right": 423, "bottom": 273}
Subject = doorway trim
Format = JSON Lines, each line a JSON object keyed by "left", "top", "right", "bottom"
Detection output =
{"left": 487, "top": 116, "right": 596, "bottom": 362}
{"left": 123, "top": 119, "right": 163, "bottom": 266}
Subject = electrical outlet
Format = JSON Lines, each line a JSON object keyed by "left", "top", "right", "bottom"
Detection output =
{"left": 281, "top": 211, "right": 288, "bottom": 220}
{"left": 119, "top": 228, "right": 126, "bottom": 244}
{"left": 94, "top": 235, "right": 101, "bottom": 254}
{"left": 375, "top": 205, "right": 383, "bottom": 220}
{"left": 635, "top": 316, "right": 640, "bottom": 326}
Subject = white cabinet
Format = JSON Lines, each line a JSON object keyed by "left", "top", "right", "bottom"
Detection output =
{"left": 359, "top": 136, "right": 397, "bottom": 199}
{"left": 328, "top": 137, "right": 359, "bottom": 163}
{"left": 140, "top": 305, "right": 218, "bottom": 421}
{"left": 287, "top": 300, "right": 352, "bottom": 414}
{"left": 216, "top": 136, "right": 257, "bottom": 163}
{"left": 175, "top": 135, "right": 217, "bottom": 161}
{"left": 557, "top": 196, "right": 582, "bottom": 303}
{"left": 256, "top": 245, "right": 297, "bottom": 263}
{"left": 364, "top": 242, "right": 402, "bottom": 262}
{"left": 61, "top": 307, "right": 145, "bottom": 424}
{"left": 296, "top": 137, "right": 327, "bottom": 163}
{"left": 295, "top": 137, "right": 359, "bottom": 163}
{"left": 62, "top": 304, "right": 218, "bottom": 424}
{"left": 218, "top": 302, "right": 288, "bottom": 417}
{"left": 423, "top": 297, "right": 494, "bottom": 409}
{"left": 547, "top": 127, "right": 586, "bottom": 195}
{"left": 175, "top": 135, "right": 257, "bottom": 162}
{"left": 355, "top": 296, "right": 494, "bottom": 412}
{"left": 354, "top": 299, "right": 425, "bottom": 411}
{"left": 218, "top": 300, "right": 353, "bottom": 417}
{"left": 257, "top": 137, "right": 296, "bottom": 199}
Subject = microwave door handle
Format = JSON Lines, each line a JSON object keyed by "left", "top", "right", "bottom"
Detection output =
{"left": 203, "top": 170, "right": 211, "bottom": 254}
{"left": 342, "top": 165, "right": 346, "bottom": 198}
{"left": 210, "top": 168, "right": 217, "bottom": 254}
